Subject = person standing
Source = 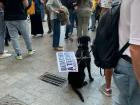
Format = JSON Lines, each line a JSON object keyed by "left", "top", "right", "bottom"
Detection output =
{"left": 76, "top": 0, "right": 92, "bottom": 38}
{"left": 46, "top": 0, "right": 64, "bottom": 51}
{"left": 61, "top": 0, "right": 77, "bottom": 39}
{"left": 89, "top": 0, "right": 98, "bottom": 31}
{"left": 113, "top": 0, "right": 140, "bottom": 105}
{"left": 30, "top": 0, "right": 44, "bottom": 37}
{"left": 3, "top": 0, "right": 35, "bottom": 60}
{"left": 0, "top": 1, "right": 11, "bottom": 59}
{"left": 45, "top": 0, "right": 52, "bottom": 34}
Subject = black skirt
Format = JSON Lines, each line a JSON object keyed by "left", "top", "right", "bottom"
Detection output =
{"left": 30, "top": 13, "right": 44, "bottom": 35}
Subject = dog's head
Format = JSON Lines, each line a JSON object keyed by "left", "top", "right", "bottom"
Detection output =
{"left": 77, "top": 36, "right": 90, "bottom": 49}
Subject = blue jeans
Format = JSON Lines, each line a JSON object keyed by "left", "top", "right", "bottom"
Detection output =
{"left": 52, "top": 18, "right": 60, "bottom": 48}
{"left": 0, "top": 12, "right": 5, "bottom": 54}
{"left": 6, "top": 20, "right": 32, "bottom": 55}
{"left": 91, "top": 12, "right": 96, "bottom": 29}
{"left": 40, "top": 4, "right": 45, "bottom": 21}
{"left": 113, "top": 58, "right": 140, "bottom": 105}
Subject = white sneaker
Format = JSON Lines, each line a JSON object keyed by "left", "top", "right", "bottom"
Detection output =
{"left": 35, "top": 34, "right": 43, "bottom": 37}
{"left": 4, "top": 50, "right": 8, "bottom": 53}
{"left": 0, "top": 53, "right": 12, "bottom": 59}
{"left": 28, "top": 50, "right": 36, "bottom": 55}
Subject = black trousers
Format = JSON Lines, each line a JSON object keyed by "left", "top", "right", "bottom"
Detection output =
{"left": 30, "top": 13, "right": 44, "bottom": 35}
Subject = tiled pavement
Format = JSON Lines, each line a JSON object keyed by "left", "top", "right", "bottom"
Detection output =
{"left": 0, "top": 22, "right": 119, "bottom": 105}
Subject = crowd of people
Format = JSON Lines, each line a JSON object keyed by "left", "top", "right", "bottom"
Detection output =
{"left": 0, "top": 0, "right": 140, "bottom": 105}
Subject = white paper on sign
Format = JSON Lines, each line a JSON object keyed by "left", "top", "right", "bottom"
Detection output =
{"left": 56, "top": 52, "right": 78, "bottom": 72}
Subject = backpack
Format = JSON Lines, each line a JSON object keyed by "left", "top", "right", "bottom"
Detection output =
{"left": 57, "top": 6, "right": 69, "bottom": 25}
{"left": 92, "top": 3, "right": 129, "bottom": 69}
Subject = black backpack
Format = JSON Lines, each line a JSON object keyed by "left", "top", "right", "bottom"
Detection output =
{"left": 92, "top": 3, "right": 129, "bottom": 69}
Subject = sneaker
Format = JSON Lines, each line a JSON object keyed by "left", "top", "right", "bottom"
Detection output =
{"left": 28, "top": 50, "right": 36, "bottom": 55}
{"left": 53, "top": 47, "right": 63, "bottom": 51}
{"left": 16, "top": 55, "right": 23, "bottom": 60}
{"left": 0, "top": 53, "right": 12, "bottom": 59}
{"left": 34, "top": 34, "right": 43, "bottom": 37}
{"left": 58, "top": 46, "right": 63, "bottom": 48}
{"left": 99, "top": 84, "right": 112, "bottom": 97}
{"left": 4, "top": 50, "right": 8, "bottom": 53}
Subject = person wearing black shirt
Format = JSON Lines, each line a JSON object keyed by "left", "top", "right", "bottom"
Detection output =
{"left": 30, "top": 0, "right": 44, "bottom": 37}
{"left": 3, "top": 0, "right": 34, "bottom": 60}
{"left": 61, "top": 0, "right": 77, "bottom": 39}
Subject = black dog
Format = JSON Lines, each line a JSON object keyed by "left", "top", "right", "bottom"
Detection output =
{"left": 68, "top": 36, "right": 94, "bottom": 102}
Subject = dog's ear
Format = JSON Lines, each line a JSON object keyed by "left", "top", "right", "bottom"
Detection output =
{"left": 88, "top": 36, "right": 91, "bottom": 42}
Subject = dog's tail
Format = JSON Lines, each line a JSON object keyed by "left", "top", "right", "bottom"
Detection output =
{"left": 71, "top": 86, "right": 84, "bottom": 102}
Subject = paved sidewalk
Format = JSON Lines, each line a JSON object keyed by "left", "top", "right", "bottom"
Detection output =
{"left": 0, "top": 23, "right": 118, "bottom": 105}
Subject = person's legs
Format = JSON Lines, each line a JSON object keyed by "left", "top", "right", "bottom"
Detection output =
{"left": 77, "top": 16, "right": 83, "bottom": 38}
{"left": 17, "top": 20, "right": 32, "bottom": 52}
{"left": 65, "top": 10, "right": 74, "bottom": 39}
{"left": 99, "top": 68, "right": 113, "bottom": 97}
{"left": 52, "top": 18, "right": 61, "bottom": 48}
{"left": 113, "top": 58, "right": 140, "bottom": 105}
{"left": 69, "top": 10, "right": 74, "bottom": 34}
{"left": 40, "top": 4, "right": 45, "bottom": 21}
{"left": 65, "top": 24, "right": 70, "bottom": 39}
{"left": 83, "top": 17, "right": 90, "bottom": 36}
{"left": 0, "top": 12, "right": 11, "bottom": 59}
{"left": 6, "top": 21, "right": 21, "bottom": 56}
{"left": 59, "top": 25, "right": 66, "bottom": 47}
{"left": 105, "top": 69, "right": 112, "bottom": 89}
{"left": 0, "top": 12, "right": 5, "bottom": 54}
{"left": 30, "top": 14, "right": 44, "bottom": 36}
{"left": 47, "top": 13, "right": 52, "bottom": 33}
{"left": 91, "top": 12, "right": 96, "bottom": 31}
{"left": 45, "top": 7, "right": 52, "bottom": 33}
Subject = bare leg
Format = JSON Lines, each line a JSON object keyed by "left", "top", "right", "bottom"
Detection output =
{"left": 104, "top": 68, "right": 113, "bottom": 89}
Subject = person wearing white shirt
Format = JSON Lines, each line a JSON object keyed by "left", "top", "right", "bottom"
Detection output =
{"left": 46, "top": 0, "right": 64, "bottom": 51}
{"left": 113, "top": 0, "right": 140, "bottom": 105}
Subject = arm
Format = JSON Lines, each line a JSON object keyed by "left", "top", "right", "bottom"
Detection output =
{"left": 22, "top": 0, "right": 29, "bottom": 7}
{"left": 129, "top": 0, "right": 140, "bottom": 85}
{"left": 0, "top": 2, "right": 4, "bottom": 9}
{"left": 130, "top": 45, "right": 140, "bottom": 85}
{"left": 46, "top": 0, "right": 59, "bottom": 13}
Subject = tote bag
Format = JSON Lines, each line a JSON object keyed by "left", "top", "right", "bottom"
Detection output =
{"left": 27, "top": 0, "right": 35, "bottom": 15}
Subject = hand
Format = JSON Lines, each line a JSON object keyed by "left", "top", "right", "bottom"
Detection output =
{"left": 54, "top": 10, "right": 59, "bottom": 13}
{"left": 74, "top": 6, "right": 78, "bottom": 10}
{"left": 0, "top": 2, "right": 4, "bottom": 9}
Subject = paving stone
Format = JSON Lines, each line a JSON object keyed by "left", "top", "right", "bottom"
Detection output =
{"left": 0, "top": 95, "right": 28, "bottom": 105}
{"left": 0, "top": 22, "right": 115, "bottom": 105}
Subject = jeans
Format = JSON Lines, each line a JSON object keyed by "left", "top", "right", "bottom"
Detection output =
{"left": 6, "top": 20, "right": 32, "bottom": 55}
{"left": 113, "top": 58, "right": 140, "bottom": 105}
{"left": 59, "top": 25, "right": 66, "bottom": 46}
{"left": 52, "top": 18, "right": 60, "bottom": 48}
{"left": 0, "top": 12, "right": 5, "bottom": 54}
{"left": 91, "top": 12, "right": 96, "bottom": 29}
{"left": 40, "top": 4, "right": 45, "bottom": 21}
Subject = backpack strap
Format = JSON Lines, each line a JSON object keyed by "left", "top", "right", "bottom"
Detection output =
{"left": 119, "top": 41, "right": 129, "bottom": 55}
